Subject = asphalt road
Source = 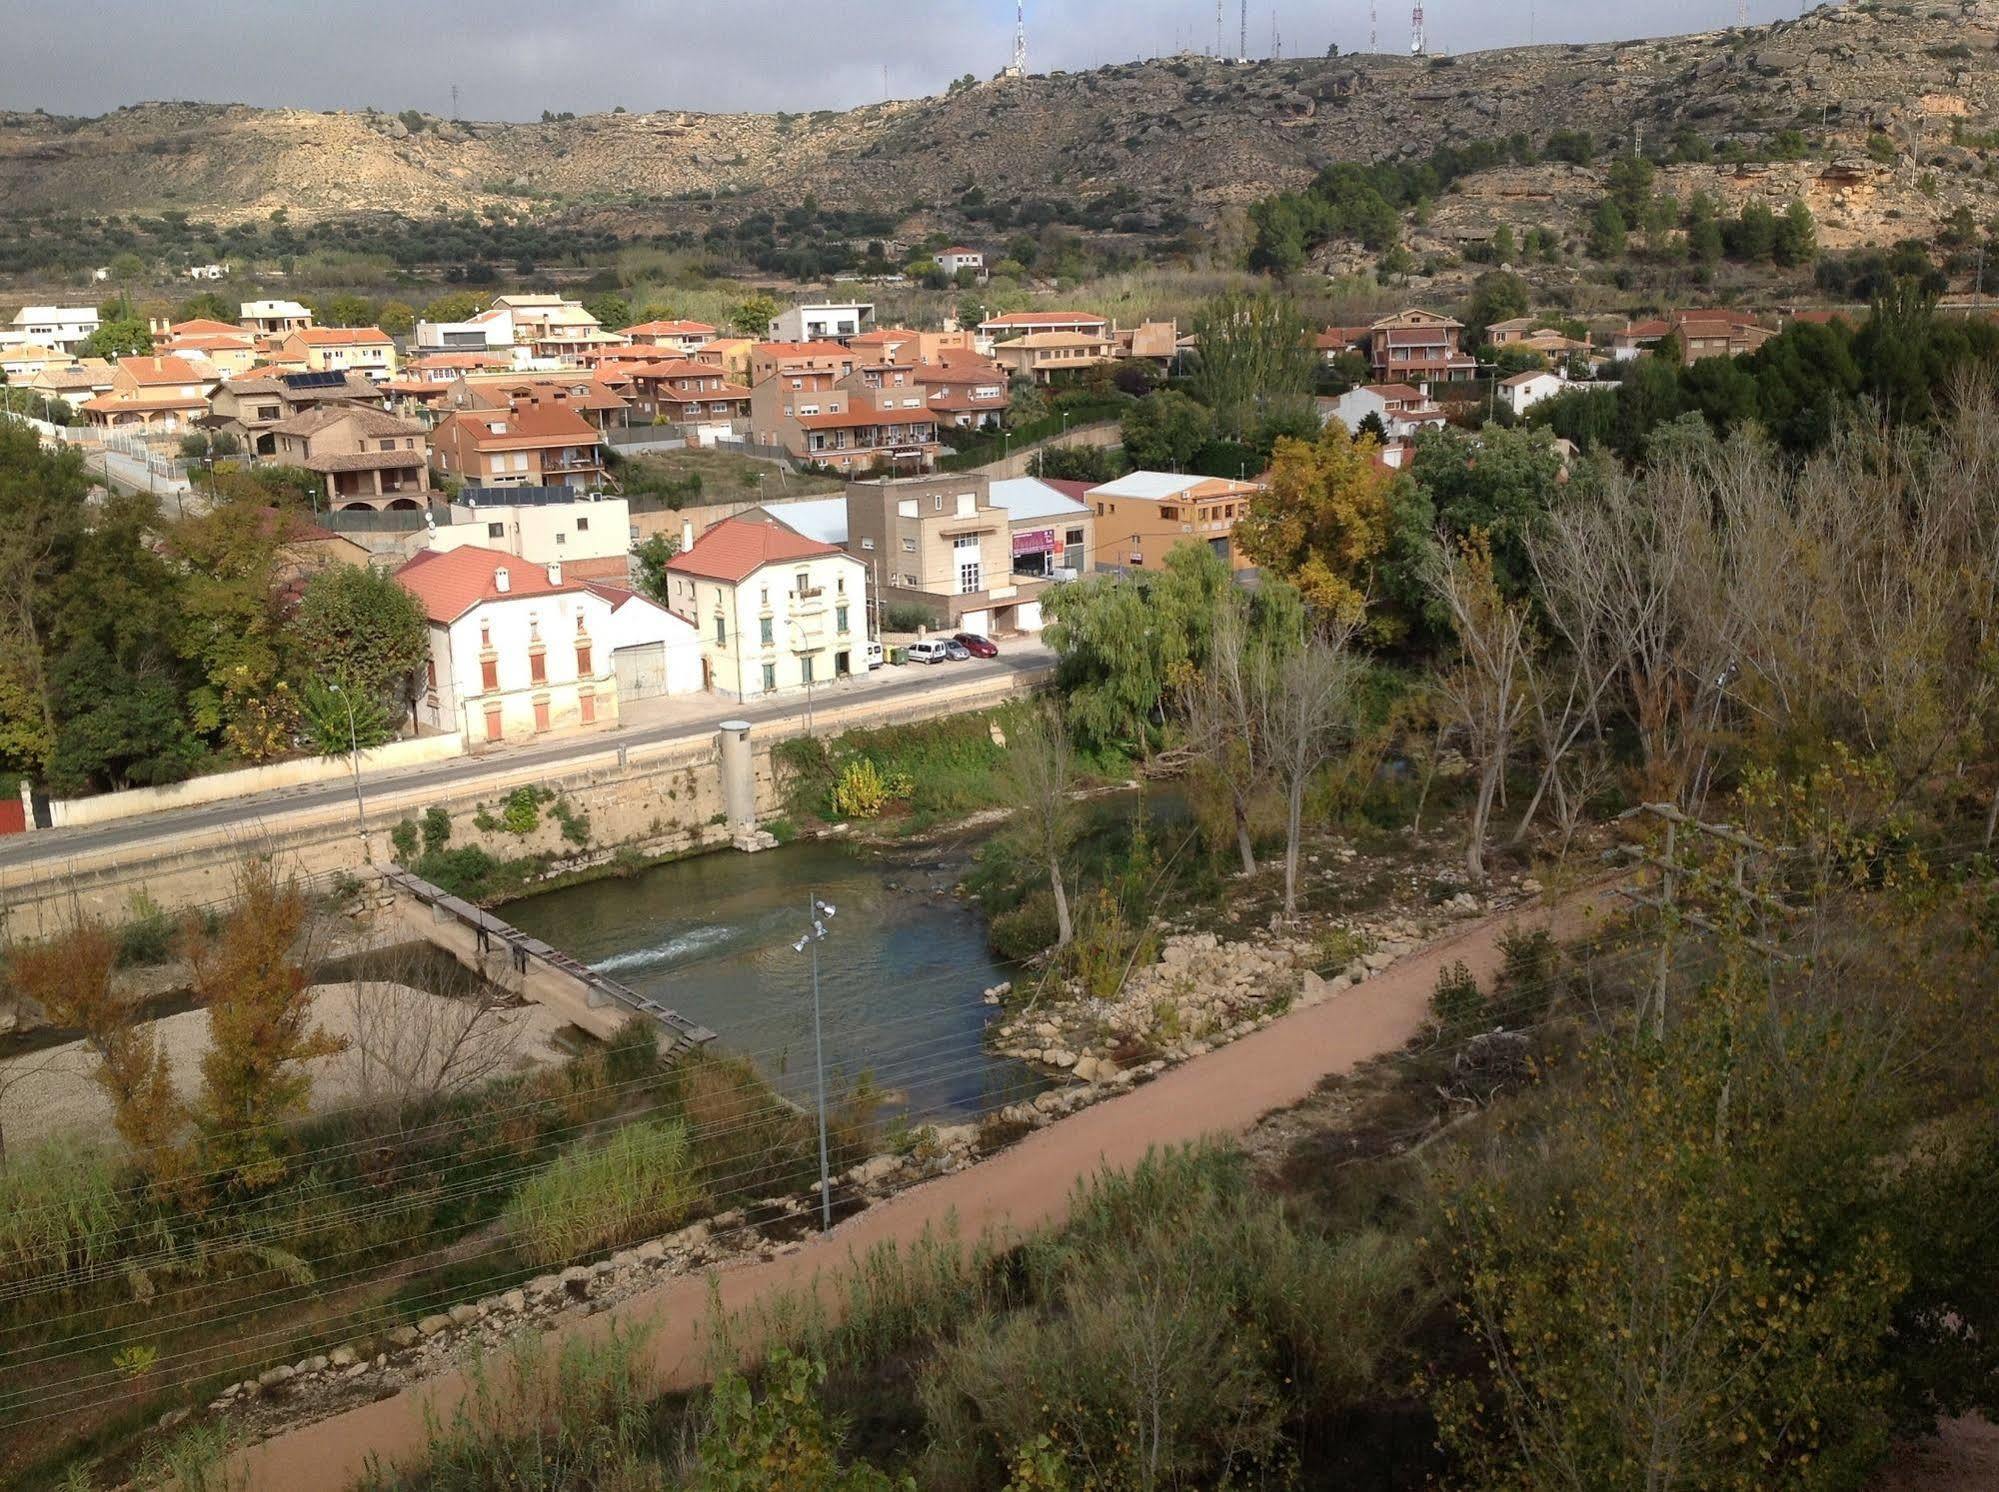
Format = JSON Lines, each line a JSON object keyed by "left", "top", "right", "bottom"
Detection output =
{"left": 0, "top": 647, "right": 1054, "bottom": 875}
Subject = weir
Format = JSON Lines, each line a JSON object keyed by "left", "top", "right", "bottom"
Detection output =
{"left": 378, "top": 865, "right": 716, "bottom": 1055}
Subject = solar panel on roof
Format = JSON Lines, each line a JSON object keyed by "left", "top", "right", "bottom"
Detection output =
{"left": 282, "top": 370, "right": 348, "bottom": 390}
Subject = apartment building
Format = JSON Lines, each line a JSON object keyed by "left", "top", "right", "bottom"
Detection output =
{"left": 665, "top": 516, "right": 870, "bottom": 698}
{"left": 1367, "top": 308, "right": 1476, "bottom": 383}
{"left": 239, "top": 299, "right": 314, "bottom": 338}
{"left": 749, "top": 340, "right": 859, "bottom": 386}
{"left": 615, "top": 359, "right": 752, "bottom": 427}
{"left": 445, "top": 373, "right": 632, "bottom": 433}
{"left": 269, "top": 405, "right": 431, "bottom": 509}
{"left": 398, "top": 546, "right": 621, "bottom": 744}
{"left": 768, "top": 301, "right": 875, "bottom": 343}
{"left": 1, "top": 305, "right": 99, "bottom": 356}
{"left": 1084, "top": 471, "right": 1263, "bottom": 573}
{"left": 843, "top": 474, "right": 1054, "bottom": 635}
{"left": 79, "top": 355, "right": 215, "bottom": 430}
{"left": 279, "top": 326, "right": 399, "bottom": 382}
{"left": 914, "top": 355, "right": 1009, "bottom": 429}
{"left": 428, "top": 489, "right": 634, "bottom": 584}
{"left": 430, "top": 394, "right": 607, "bottom": 491}
{"left": 990, "top": 329, "right": 1117, "bottom": 384}
{"left": 748, "top": 369, "right": 940, "bottom": 473}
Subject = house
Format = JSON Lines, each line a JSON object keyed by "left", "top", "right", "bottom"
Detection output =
{"left": 621, "top": 319, "right": 717, "bottom": 355}
{"left": 1483, "top": 316, "right": 1542, "bottom": 347}
{"left": 428, "top": 489, "right": 634, "bottom": 584}
{"left": 1498, "top": 369, "right": 1566, "bottom": 418}
{"left": 186, "top": 263, "right": 228, "bottom": 281}
{"left": 412, "top": 306, "right": 517, "bottom": 357}
{"left": 1, "top": 306, "right": 99, "bottom": 357}
{"left": 768, "top": 301, "right": 876, "bottom": 343}
{"left": 446, "top": 374, "right": 632, "bottom": 433}
{"left": 80, "top": 355, "right": 214, "bottom": 431}
{"left": 397, "top": 546, "right": 621, "bottom": 744}
{"left": 1312, "top": 324, "right": 1374, "bottom": 363}
{"left": 280, "top": 326, "right": 399, "bottom": 382}
{"left": 1367, "top": 309, "right": 1477, "bottom": 383}
{"left": 239, "top": 299, "right": 314, "bottom": 338}
{"left": 914, "top": 355, "right": 1010, "bottom": 429}
{"left": 664, "top": 516, "right": 870, "bottom": 698}
{"left": 208, "top": 370, "right": 384, "bottom": 457}
{"left": 978, "top": 310, "right": 1110, "bottom": 342}
{"left": 582, "top": 582, "right": 706, "bottom": 701}
{"left": 847, "top": 326, "right": 978, "bottom": 364}
{"left": 1612, "top": 310, "right": 1775, "bottom": 365}
{"left": 1083, "top": 471, "right": 1263, "bottom": 573}
{"left": 431, "top": 395, "right": 608, "bottom": 491}
{"left": 486, "top": 294, "right": 621, "bottom": 361}
{"left": 693, "top": 337, "right": 756, "bottom": 384}
{"left": 159, "top": 329, "right": 259, "bottom": 379}
{"left": 990, "top": 330, "right": 1117, "bottom": 384}
{"left": 936, "top": 246, "right": 986, "bottom": 278}
{"left": 614, "top": 359, "right": 752, "bottom": 428}
{"left": 748, "top": 369, "right": 941, "bottom": 473}
{"left": 19, "top": 358, "right": 117, "bottom": 415}
{"left": 985, "top": 477, "right": 1095, "bottom": 581}
{"left": 1116, "top": 320, "right": 1181, "bottom": 367}
{"left": 749, "top": 340, "right": 859, "bottom": 386}
{"left": 269, "top": 405, "right": 431, "bottom": 510}
{"left": 0, "top": 344, "right": 63, "bottom": 382}
{"left": 260, "top": 508, "right": 372, "bottom": 585}
{"left": 1321, "top": 383, "right": 1450, "bottom": 441}
{"left": 840, "top": 473, "right": 1057, "bottom": 636}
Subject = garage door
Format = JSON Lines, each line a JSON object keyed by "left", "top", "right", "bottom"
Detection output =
{"left": 959, "top": 610, "right": 991, "bottom": 638}
{"left": 614, "top": 643, "right": 669, "bottom": 700}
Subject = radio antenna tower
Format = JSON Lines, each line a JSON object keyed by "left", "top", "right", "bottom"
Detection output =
{"left": 1411, "top": 0, "right": 1427, "bottom": 55}
{"left": 1009, "top": 0, "right": 1027, "bottom": 75}
{"left": 1736, "top": 0, "right": 1749, "bottom": 25}
{"left": 1216, "top": 0, "right": 1225, "bottom": 56}
{"left": 1240, "top": 0, "right": 1249, "bottom": 58}
{"left": 1369, "top": 0, "right": 1378, "bottom": 51}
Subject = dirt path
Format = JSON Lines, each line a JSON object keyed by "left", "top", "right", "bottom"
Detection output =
{"left": 232, "top": 893, "right": 1599, "bottom": 1490}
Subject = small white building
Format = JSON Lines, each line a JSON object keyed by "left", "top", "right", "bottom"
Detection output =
{"left": 186, "top": 263, "right": 227, "bottom": 281}
{"left": 583, "top": 581, "right": 706, "bottom": 701}
{"left": 1498, "top": 369, "right": 1566, "bottom": 418}
{"left": 427, "top": 489, "right": 635, "bottom": 586}
{"left": 397, "top": 545, "right": 622, "bottom": 745}
{"left": 240, "top": 299, "right": 314, "bottom": 337}
{"left": 0, "top": 306, "right": 100, "bottom": 357}
{"left": 413, "top": 306, "right": 517, "bottom": 356}
{"left": 665, "top": 516, "right": 870, "bottom": 700}
{"left": 1320, "top": 382, "right": 1450, "bottom": 441}
{"left": 768, "top": 301, "right": 876, "bottom": 344}
{"left": 936, "top": 246, "right": 986, "bottom": 278}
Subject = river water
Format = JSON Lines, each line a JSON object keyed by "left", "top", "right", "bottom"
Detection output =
{"left": 506, "top": 838, "right": 1044, "bottom": 1120}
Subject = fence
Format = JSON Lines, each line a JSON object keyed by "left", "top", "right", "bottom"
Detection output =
{"left": 317, "top": 505, "right": 441, "bottom": 533}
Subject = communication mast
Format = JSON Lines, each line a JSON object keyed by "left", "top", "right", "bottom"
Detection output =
{"left": 1216, "top": 0, "right": 1225, "bottom": 57}
{"left": 1411, "top": 0, "right": 1427, "bottom": 55}
{"left": 1240, "top": 0, "right": 1249, "bottom": 59}
{"left": 1736, "top": 0, "right": 1749, "bottom": 24}
{"left": 1006, "top": 0, "right": 1027, "bottom": 76}
{"left": 1369, "top": 0, "right": 1379, "bottom": 51}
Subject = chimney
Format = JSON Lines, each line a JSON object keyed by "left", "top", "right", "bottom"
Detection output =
{"left": 547, "top": 560, "right": 562, "bottom": 585}
{"left": 680, "top": 518, "right": 695, "bottom": 553}
{"left": 495, "top": 566, "right": 511, "bottom": 594}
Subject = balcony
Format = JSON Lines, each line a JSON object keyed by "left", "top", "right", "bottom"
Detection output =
{"left": 543, "top": 452, "right": 603, "bottom": 473}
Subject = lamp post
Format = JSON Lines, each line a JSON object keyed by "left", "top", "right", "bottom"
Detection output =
{"left": 792, "top": 896, "right": 837, "bottom": 1232}
{"left": 327, "top": 683, "right": 368, "bottom": 855}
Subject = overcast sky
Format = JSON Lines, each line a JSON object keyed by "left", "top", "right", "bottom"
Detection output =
{"left": 6, "top": 1, "right": 1811, "bottom": 120}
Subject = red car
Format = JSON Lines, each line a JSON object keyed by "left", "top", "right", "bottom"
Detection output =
{"left": 952, "top": 633, "right": 999, "bottom": 658}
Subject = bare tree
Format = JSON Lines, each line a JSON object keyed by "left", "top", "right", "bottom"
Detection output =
{"left": 1258, "top": 622, "right": 1362, "bottom": 919}
{"left": 1428, "top": 538, "right": 1534, "bottom": 884}
{"left": 1003, "top": 703, "right": 1081, "bottom": 948}
{"left": 1186, "top": 597, "right": 1272, "bottom": 875}
{"left": 343, "top": 951, "right": 528, "bottom": 1135}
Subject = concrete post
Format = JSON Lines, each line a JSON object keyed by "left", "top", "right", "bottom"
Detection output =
{"left": 719, "top": 719, "right": 756, "bottom": 841}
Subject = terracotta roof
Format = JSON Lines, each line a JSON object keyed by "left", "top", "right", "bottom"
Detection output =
{"left": 117, "top": 355, "right": 209, "bottom": 386}
{"left": 667, "top": 515, "right": 845, "bottom": 585}
{"left": 27, "top": 363, "right": 113, "bottom": 391}
{"left": 308, "top": 450, "right": 430, "bottom": 473}
{"left": 794, "top": 406, "right": 933, "bottom": 431}
{"left": 1361, "top": 383, "right": 1428, "bottom": 402}
{"left": 169, "top": 333, "right": 256, "bottom": 352}
{"left": 460, "top": 376, "right": 629, "bottom": 413}
{"left": 621, "top": 319, "right": 717, "bottom": 337}
{"left": 982, "top": 311, "right": 1107, "bottom": 328}
{"left": 396, "top": 546, "right": 582, "bottom": 623}
{"left": 915, "top": 359, "right": 1006, "bottom": 386}
{"left": 436, "top": 401, "right": 603, "bottom": 450}
{"left": 83, "top": 391, "right": 210, "bottom": 413}
{"left": 170, "top": 318, "right": 240, "bottom": 336}
{"left": 290, "top": 326, "right": 394, "bottom": 346}
{"left": 383, "top": 379, "right": 454, "bottom": 399}
{"left": 754, "top": 340, "right": 854, "bottom": 359}
{"left": 941, "top": 245, "right": 980, "bottom": 256}
{"left": 270, "top": 404, "right": 425, "bottom": 439}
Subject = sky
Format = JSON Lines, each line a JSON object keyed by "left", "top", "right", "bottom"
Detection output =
{"left": 6, "top": 1, "right": 1815, "bottom": 121}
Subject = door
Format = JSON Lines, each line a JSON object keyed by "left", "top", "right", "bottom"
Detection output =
{"left": 614, "top": 642, "right": 668, "bottom": 701}
{"left": 959, "top": 610, "right": 991, "bottom": 639}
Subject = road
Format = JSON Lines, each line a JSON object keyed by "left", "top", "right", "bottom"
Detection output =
{"left": 0, "top": 646, "right": 1053, "bottom": 875}
{"left": 230, "top": 890, "right": 1601, "bottom": 1490}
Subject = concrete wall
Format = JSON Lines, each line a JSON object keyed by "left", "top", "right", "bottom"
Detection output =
{"left": 47, "top": 734, "right": 469, "bottom": 830}
{"left": 0, "top": 669, "right": 1043, "bottom": 937}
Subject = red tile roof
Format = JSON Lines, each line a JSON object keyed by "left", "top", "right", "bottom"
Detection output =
{"left": 982, "top": 310, "right": 1107, "bottom": 328}
{"left": 1039, "top": 479, "right": 1095, "bottom": 503}
{"left": 621, "top": 319, "right": 717, "bottom": 337}
{"left": 667, "top": 516, "right": 845, "bottom": 585}
{"left": 436, "top": 400, "right": 603, "bottom": 450}
{"left": 395, "top": 546, "right": 582, "bottom": 623}
{"left": 754, "top": 340, "right": 854, "bottom": 359}
{"left": 290, "top": 326, "right": 395, "bottom": 346}
{"left": 117, "top": 355, "right": 209, "bottom": 386}
{"left": 171, "top": 318, "right": 241, "bottom": 336}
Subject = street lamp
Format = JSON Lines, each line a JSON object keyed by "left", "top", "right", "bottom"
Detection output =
{"left": 792, "top": 896, "right": 837, "bottom": 1232}
{"left": 326, "top": 682, "right": 368, "bottom": 855}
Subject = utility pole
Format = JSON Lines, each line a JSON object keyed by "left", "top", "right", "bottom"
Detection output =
{"left": 450, "top": 82, "right": 460, "bottom": 120}
{"left": 793, "top": 897, "right": 837, "bottom": 1232}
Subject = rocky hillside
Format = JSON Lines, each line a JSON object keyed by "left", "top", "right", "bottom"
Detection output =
{"left": 1, "top": 0, "right": 1995, "bottom": 241}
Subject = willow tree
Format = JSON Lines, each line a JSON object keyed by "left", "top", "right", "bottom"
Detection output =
{"left": 1189, "top": 290, "right": 1316, "bottom": 439}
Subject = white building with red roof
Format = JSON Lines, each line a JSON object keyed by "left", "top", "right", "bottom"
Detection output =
{"left": 936, "top": 246, "right": 986, "bottom": 279}
{"left": 621, "top": 319, "right": 718, "bottom": 355}
{"left": 1319, "top": 382, "right": 1450, "bottom": 441}
{"left": 279, "top": 326, "right": 399, "bottom": 382}
{"left": 976, "top": 309, "right": 1109, "bottom": 342}
{"left": 665, "top": 515, "right": 870, "bottom": 700}
{"left": 397, "top": 545, "right": 623, "bottom": 744}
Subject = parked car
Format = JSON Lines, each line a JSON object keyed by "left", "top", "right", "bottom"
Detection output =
{"left": 906, "top": 639, "right": 951, "bottom": 665}
{"left": 864, "top": 639, "right": 885, "bottom": 670}
{"left": 952, "top": 633, "right": 999, "bottom": 658}
{"left": 943, "top": 640, "right": 972, "bottom": 661}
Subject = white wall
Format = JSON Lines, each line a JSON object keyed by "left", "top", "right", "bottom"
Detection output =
{"left": 432, "top": 588, "right": 622, "bottom": 743}
{"left": 669, "top": 551, "right": 869, "bottom": 699}
{"left": 432, "top": 499, "right": 633, "bottom": 569}
{"left": 604, "top": 593, "right": 706, "bottom": 696}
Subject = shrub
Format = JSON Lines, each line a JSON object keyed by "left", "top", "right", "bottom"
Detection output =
{"left": 413, "top": 845, "right": 503, "bottom": 900}
{"left": 1431, "top": 958, "right": 1486, "bottom": 1030}
{"left": 989, "top": 891, "right": 1061, "bottom": 961}
{"left": 883, "top": 602, "right": 936, "bottom": 633}
{"left": 1496, "top": 924, "right": 1557, "bottom": 996}
{"left": 503, "top": 1119, "right": 702, "bottom": 1266}
{"left": 830, "top": 758, "right": 913, "bottom": 819}
{"left": 420, "top": 805, "right": 453, "bottom": 855}
{"left": 389, "top": 818, "right": 420, "bottom": 864}
{"left": 549, "top": 797, "right": 591, "bottom": 847}
{"left": 116, "top": 889, "right": 177, "bottom": 966}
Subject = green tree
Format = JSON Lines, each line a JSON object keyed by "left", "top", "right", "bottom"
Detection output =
{"left": 376, "top": 299, "right": 416, "bottom": 337}
{"left": 691, "top": 1352, "right": 911, "bottom": 1490}
{"left": 1729, "top": 200, "right": 1779, "bottom": 262}
{"left": 583, "top": 292, "right": 632, "bottom": 330}
{"left": 76, "top": 318, "right": 152, "bottom": 359}
{"left": 1604, "top": 153, "right": 1656, "bottom": 221}
{"left": 174, "top": 291, "right": 231, "bottom": 324}
{"left": 633, "top": 531, "right": 680, "bottom": 606}
{"left": 320, "top": 293, "right": 377, "bottom": 328}
{"left": 1772, "top": 199, "right": 1818, "bottom": 267}
{"left": 1686, "top": 191, "right": 1726, "bottom": 265}
{"left": 422, "top": 290, "right": 487, "bottom": 324}
{"left": 731, "top": 292, "right": 781, "bottom": 338}
{"left": 45, "top": 639, "right": 200, "bottom": 793}
{"left": 1188, "top": 291, "right": 1315, "bottom": 439}
{"left": 1119, "top": 390, "right": 1214, "bottom": 470}
{"left": 1407, "top": 423, "right": 1567, "bottom": 599}
{"left": 289, "top": 562, "right": 428, "bottom": 718}
{"left": 163, "top": 500, "right": 288, "bottom": 739}
{"left": 1586, "top": 199, "right": 1628, "bottom": 260}
{"left": 1745, "top": 318, "right": 1861, "bottom": 452}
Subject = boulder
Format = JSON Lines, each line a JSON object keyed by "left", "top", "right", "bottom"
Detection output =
{"left": 329, "top": 1346, "right": 358, "bottom": 1369}
{"left": 501, "top": 1289, "right": 528, "bottom": 1313}
{"left": 416, "top": 1314, "right": 453, "bottom": 1339}
{"left": 257, "top": 1364, "right": 296, "bottom": 1389}
{"left": 386, "top": 1326, "right": 422, "bottom": 1350}
{"left": 448, "top": 1303, "right": 483, "bottom": 1328}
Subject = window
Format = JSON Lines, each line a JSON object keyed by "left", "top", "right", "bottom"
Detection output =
{"left": 425, "top": 658, "right": 437, "bottom": 693}
{"left": 760, "top": 585, "right": 769, "bottom": 608}
{"left": 484, "top": 705, "right": 504, "bottom": 742}
{"left": 762, "top": 662, "right": 776, "bottom": 692}
{"left": 760, "top": 616, "right": 773, "bottom": 646}
{"left": 579, "top": 689, "right": 595, "bottom": 725}
{"left": 480, "top": 621, "right": 492, "bottom": 647}
{"left": 480, "top": 657, "right": 499, "bottom": 692}
{"left": 576, "top": 516, "right": 589, "bottom": 532}
{"left": 836, "top": 605, "right": 849, "bottom": 634}
{"left": 933, "top": 495, "right": 944, "bottom": 511}
{"left": 379, "top": 439, "right": 396, "bottom": 452}
{"left": 902, "top": 537, "right": 917, "bottom": 553}
{"left": 801, "top": 654, "right": 815, "bottom": 685}
{"left": 556, "top": 532, "right": 566, "bottom": 546}
{"left": 576, "top": 643, "right": 592, "bottom": 675}
{"left": 714, "top": 614, "right": 727, "bottom": 645}
{"left": 532, "top": 697, "right": 551, "bottom": 733}
{"left": 836, "top": 575, "right": 846, "bottom": 594}
{"left": 529, "top": 650, "right": 547, "bottom": 685}
{"left": 860, "top": 537, "right": 876, "bottom": 551}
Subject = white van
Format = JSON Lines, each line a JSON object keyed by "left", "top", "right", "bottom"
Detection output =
{"left": 864, "top": 639, "right": 885, "bottom": 670}
{"left": 906, "top": 639, "right": 951, "bottom": 665}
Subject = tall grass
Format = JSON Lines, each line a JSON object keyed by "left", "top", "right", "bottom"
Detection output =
{"left": 0, "top": 1140, "right": 127, "bottom": 1290}
{"left": 502, "top": 1120, "right": 703, "bottom": 1267}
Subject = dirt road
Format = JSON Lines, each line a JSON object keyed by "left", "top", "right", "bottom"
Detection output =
{"left": 233, "top": 894, "right": 1592, "bottom": 1490}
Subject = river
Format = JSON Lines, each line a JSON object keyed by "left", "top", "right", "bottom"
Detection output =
{"left": 506, "top": 837, "right": 1044, "bottom": 1120}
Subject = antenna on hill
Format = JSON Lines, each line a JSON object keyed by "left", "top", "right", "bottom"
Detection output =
{"left": 1273, "top": 9, "right": 1282, "bottom": 57}
{"left": 1737, "top": 0, "right": 1749, "bottom": 25}
{"left": 1412, "top": 0, "right": 1427, "bottom": 55}
{"left": 1370, "top": 0, "right": 1379, "bottom": 52}
{"left": 1217, "top": 0, "right": 1225, "bottom": 56}
{"left": 450, "top": 83, "right": 460, "bottom": 120}
{"left": 1010, "top": 0, "right": 1028, "bottom": 76}
{"left": 1241, "top": 0, "right": 1249, "bottom": 58}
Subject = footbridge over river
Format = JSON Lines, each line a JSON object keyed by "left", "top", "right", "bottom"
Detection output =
{"left": 378, "top": 865, "right": 716, "bottom": 1054}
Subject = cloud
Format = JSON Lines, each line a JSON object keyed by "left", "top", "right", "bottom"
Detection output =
{"left": 7, "top": 0, "right": 1804, "bottom": 120}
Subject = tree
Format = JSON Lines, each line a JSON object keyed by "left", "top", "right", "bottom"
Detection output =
{"left": 76, "top": 318, "right": 151, "bottom": 359}
{"left": 692, "top": 1352, "right": 911, "bottom": 1490}
{"left": 163, "top": 500, "right": 288, "bottom": 740}
{"left": 422, "top": 290, "right": 486, "bottom": 324}
{"left": 320, "top": 293, "right": 377, "bottom": 328}
{"left": 1258, "top": 625, "right": 1361, "bottom": 917}
{"left": 1234, "top": 421, "right": 1397, "bottom": 624}
{"left": 1772, "top": 199, "right": 1818, "bottom": 268}
{"left": 1686, "top": 191, "right": 1725, "bottom": 265}
{"left": 1407, "top": 424, "right": 1568, "bottom": 600}
{"left": 583, "top": 292, "right": 632, "bottom": 330}
{"left": 1001, "top": 703, "right": 1080, "bottom": 947}
{"left": 1189, "top": 291, "right": 1315, "bottom": 439}
{"left": 376, "top": 299, "right": 416, "bottom": 337}
{"left": 633, "top": 532, "right": 680, "bottom": 606}
{"left": 1032, "top": 444, "right": 1120, "bottom": 483}
{"left": 1464, "top": 271, "right": 1530, "bottom": 345}
{"left": 186, "top": 859, "right": 343, "bottom": 1190}
{"left": 730, "top": 293, "right": 781, "bottom": 338}
{"left": 46, "top": 639, "right": 201, "bottom": 793}
{"left": 1586, "top": 200, "right": 1628, "bottom": 260}
{"left": 1728, "top": 200, "right": 1779, "bottom": 262}
{"left": 1119, "top": 390, "right": 1214, "bottom": 470}
{"left": 290, "top": 562, "right": 428, "bottom": 721}
{"left": 174, "top": 291, "right": 231, "bottom": 324}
